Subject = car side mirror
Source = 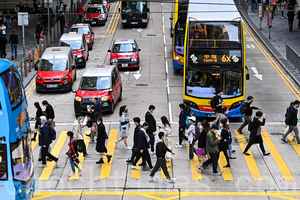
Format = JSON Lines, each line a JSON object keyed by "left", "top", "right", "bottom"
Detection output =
{"left": 91, "top": 31, "right": 94, "bottom": 34}
{"left": 72, "top": 89, "right": 76, "bottom": 93}
{"left": 246, "top": 73, "right": 250, "bottom": 80}
{"left": 138, "top": 48, "right": 141, "bottom": 51}
{"left": 169, "top": 17, "right": 173, "bottom": 21}
{"left": 108, "top": 49, "right": 111, "bottom": 52}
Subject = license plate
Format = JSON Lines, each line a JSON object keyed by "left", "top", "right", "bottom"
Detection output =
{"left": 131, "top": 22, "right": 138, "bottom": 25}
{"left": 91, "top": 21, "right": 96, "bottom": 24}
{"left": 46, "top": 84, "right": 58, "bottom": 88}
{"left": 122, "top": 64, "right": 128, "bottom": 67}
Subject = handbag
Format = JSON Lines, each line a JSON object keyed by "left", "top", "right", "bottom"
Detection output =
{"left": 195, "top": 148, "right": 205, "bottom": 156}
{"left": 76, "top": 140, "right": 84, "bottom": 153}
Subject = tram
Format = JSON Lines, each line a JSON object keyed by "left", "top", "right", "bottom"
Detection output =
{"left": 0, "top": 59, "right": 34, "bottom": 200}
{"left": 183, "top": 0, "right": 249, "bottom": 119}
{"left": 170, "top": 0, "right": 188, "bottom": 73}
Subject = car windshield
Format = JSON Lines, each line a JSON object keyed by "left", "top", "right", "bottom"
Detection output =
{"left": 80, "top": 76, "right": 111, "bottom": 90}
{"left": 122, "top": 1, "right": 146, "bottom": 13}
{"left": 0, "top": 144, "right": 8, "bottom": 180}
{"left": 11, "top": 135, "right": 34, "bottom": 182}
{"left": 71, "top": 27, "right": 90, "bottom": 35}
{"left": 61, "top": 40, "right": 82, "bottom": 50}
{"left": 87, "top": 6, "right": 104, "bottom": 13}
{"left": 112, "top": 43, "right": 136, "bottom": 53}
{"left": 38, "top": 58, "right": 67, "bottom": 71}
{"left": 89, "top": 0, "right": 103, "bottom": 3}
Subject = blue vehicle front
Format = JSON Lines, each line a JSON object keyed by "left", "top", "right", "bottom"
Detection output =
{"left": 173, "top": 45, "right": 184, "bottom": 73}
{"left": 0, "top": 59, "right": 35, "bottom": 200}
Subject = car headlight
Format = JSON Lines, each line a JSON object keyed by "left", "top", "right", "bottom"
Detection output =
{"left": 76, "top": 54, "right": 83, "bottom": 58}
{"left": 111, "top": 59, "right": 118, "bottom": 64}
{"left": 174, "top": 55, "right": 180, "bottom": 60}
{"left": 75, "top": 96, "right": 82, "bottom": 102}
{"left": 131, "top": 58, "right": 137, "bottom": 62}
{"left": 101, "top": 96, "right": 109, "bottom": 101}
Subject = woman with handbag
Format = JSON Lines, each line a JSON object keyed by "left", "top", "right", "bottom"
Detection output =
{"left": 66, "top": 131, "right": 81, "bottom": 177}
{"left": 117, "top": 105, "right": 130, "bottom": 149}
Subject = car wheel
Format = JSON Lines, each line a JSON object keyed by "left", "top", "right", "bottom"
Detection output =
{"left": 142, "top": 23, "right": 148, "bottom": 28}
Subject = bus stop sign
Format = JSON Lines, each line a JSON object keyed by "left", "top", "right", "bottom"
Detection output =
{"left": 18, "top": 12, "right": 29, "bottom": 26}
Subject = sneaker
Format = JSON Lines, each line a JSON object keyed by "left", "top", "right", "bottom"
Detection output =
{"left": 281, "top": 138, "right": 287, "bottom": 144}
{"left": 175, "top": 144, "right": 183, "bottom": 148}
{"left": 106, "top": 155, "right": 112, "bottom": 163}
{"left": 243, "top": 152, "right": 250, "bottom": 156}
{"left": 96, "top": 158, "right": 104, "bottom": 164}
{"left": 224, "top": 164, "right": 230, "bottom": 168}
{"left": 131, "top": 165, "right": 138, "bottom": 170}
{"left": 263, "top": 152, "right": 270, "bottom": 156}
{"left": 212, "top": 172, "right": 221, "bottom": 176}
{"left": 126, "top": 159, "right": 132, "bottom": 163}
{"left": 229, "top": 157, "right": 237, "bottom": 159}
{"left": 167, "top": 178, "right": 176, "bottom": 183}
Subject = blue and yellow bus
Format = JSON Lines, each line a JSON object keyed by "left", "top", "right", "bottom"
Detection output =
{"left": 0, "top": 59, "right": 34, "bottom": 200}
{"left": 171, "top": 0, "right": 188, "bottom": 73}
{"left": 183, "top": 0, "right": 249, "bottom": 119}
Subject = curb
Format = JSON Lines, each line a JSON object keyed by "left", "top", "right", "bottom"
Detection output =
{"left": 238, "top": 6, "right": 300, "bottom": 88}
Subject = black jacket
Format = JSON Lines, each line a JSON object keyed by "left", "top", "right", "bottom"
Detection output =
{"left": 96, "top": 122, "right": 108, "bottom": 141}
{"left": 9, "top": 34, "right": 18, "bottom": 44}
{"left": 133, "top": 125, "right": 141, "bottom": 148}
{"left": 179, "top": 110, "right": 187, "bottom": 129}
{"left": 155, "top": 141, "right": 173, "bottom": 158}
{"left": 39, "top": 124, "right": 53, "bottom": 146}
{"left": 35, "top": 107, "right": 44, "bottom": 128}
{"left": 45, "top": 104, "right": 55, "bottom": 120}
{"left": 241, "top": 102, "right": 259, "bottom": 116}
{"left": 197, "top": 129, "right": 207, "bottom": 148}
{"left": 145, "top": 111, "right": 156, "bottom": 133}
{"left": 211, "top": 95, "right": 223, "bottom": 113}
{"left": 136, "top": 129, "right": 148, "bottom": 150}
{"left": 285, "top": 105, "right": 298, "bottom": 126}
{"left": 219, "top": 128, "right": 231, "bottom": 150}
{"left": 249, "top": 117, "right": 265, "bottom": 143}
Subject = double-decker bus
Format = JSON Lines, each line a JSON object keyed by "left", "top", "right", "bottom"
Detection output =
{"left": 0, "top": 59, "right": 34, "bottom": 200}
{"left": 170, "top": 0, "right": 188, "bottom": 73}
{"left": 183, "top": 0, "right": 249, "bottom": 120}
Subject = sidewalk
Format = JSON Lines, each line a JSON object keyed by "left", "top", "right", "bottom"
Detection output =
{"left": 239, "top": 1, "right": 300, "bottom": 84}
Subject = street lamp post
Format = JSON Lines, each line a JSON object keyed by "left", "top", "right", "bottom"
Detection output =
{"left": 47, "top": 0, "right": 50, "bottom": 45}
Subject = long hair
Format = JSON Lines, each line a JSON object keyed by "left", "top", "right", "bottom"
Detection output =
{"left": 119, "top": 105, "right": 127, "bottom": 117}
{"left": 161, "top": 116, "right": 171, "bottom": 127}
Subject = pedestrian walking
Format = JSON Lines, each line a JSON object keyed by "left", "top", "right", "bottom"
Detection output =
{"left": 243, "top": 111, "right": 271, "bottom": 156}
{"left": 287, "top": 0, "right": 297, "bottom": 31}
{"left": 0, "top": 32, "right": 7, "bottom": 58}
{"left": 219, "top": 120, "right": 232, "bottom": 168}
{"left": 132, "top": 122, "right": 153, "bottom": 171}
{"left": 117, "top": 105, "right": 130, "bottom": 149}
{"left": 95, "top": 116, "right": 112, "bottom": 164}
{"left": 149, "top": 132, "right": 175, "bottom": 183}
{"left": 281, "top": 100, "right": 300, "bottom": 144}
{"left": 196, "top": 120, "right": 209, "bottom": 168}
{"left": 145, "top": 105, "right": 157, "bottom": 154}
{"left": 159, "top": 116, "right": 172, "bottom": 146}
{"left": 201, "top": 124, "right": 221, "bottom": 176}
{"left": 35, "top": 22, "right": 43, "bottom": 44}
{"left": 186, "top": 116, "right": 196, "bottom": 160}
{"left": 237, "top": 96, "right": 259, "bottom": 134}
{"left": 9, "top": 29, "right": 18, "bottom": 60}
{"left": 32, "top": 102, "right": 44, "bottom": 141}
{"left": 86, "top": 105, "right": 98, "bottom": 142}
{"left": 73, "top": 117, "right": 87, "bottom": 156}
{"left": 42, "top": 100, "right": 55, "bottom": 128}
{"left": 39, "top": 116, "right": 58, "bottom": 165}
{"left": 177, "top": 103, "right": 188, "bottom": 148}
{"left": 126, "top": 117, "right": 141, "bottom": 163}
{"left": 66, "top": 131, "right": 81, "bottom": 177}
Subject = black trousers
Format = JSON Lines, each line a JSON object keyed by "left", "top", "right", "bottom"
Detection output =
{"left": 148, "top": 133, "right": 155, "bottom": 152}
{"left": 41, "top": 145, "right": 57, "bottom": 164}
{"left": 243, "top": 140, "right": 266, "bottom": 154}
{"left": 129, "top": 148, "right": 139, "bottom": 163}
{"left": 150, "top": 158, "right": 170, "bottom": 179}
{"left": 133, "top": 148, "right": 153, "bottom": 168}
{"left": 287, "top": 12, "right": 295, "bottom": 32}
{"left": 219, "top": 148, "right": 230, "bottom": 166}
{"left": 202, "top": 152, "right": 220, "bottom": 173}
{"left": 179, "top": 127, "right": 188, "bottom": 145}
{"left": 77, "top": 139, "right": 87, "bottom": 156}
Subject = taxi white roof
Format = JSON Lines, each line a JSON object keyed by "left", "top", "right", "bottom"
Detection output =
{"left": 71, "top": 23, "right": 90, "bottom": 28}
{"left": 188, "top": 0, "right": 241, "bottom": 22}
{"left": 60, "top": 32, "right": 83, "bottom": 42}
{"left": 114, "top": 39, "right": 135, "bottom": 44}
{"left": 41, "top": 47, "right": 71, "bottom": 60}
{"left": 82, "top": 64, "right": 115, "bottom": 77}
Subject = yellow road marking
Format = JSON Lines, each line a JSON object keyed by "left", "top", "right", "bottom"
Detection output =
{"left": 262, "top": 129, "right": 294, "bottom": 181}
{"left": 130, "top": 157, "right": 142, "bottom": 180}
{"left": 99, "top": 128, "right": 118, "bottom": 179}
{"left": 105, "top": 1, "right": 120, "bottom": 35}
{"left": 31, "top": 133, "right": 39, "bottom": 151}
{"left": 218, "top": 151, "right": 233, "bottom": 181}
{"left": 69, "top": 133, "right": 90, "bottom": 180}
{"left": 160, "top": 159, "right": 173, "bottom": 180}
{"left": 190, "top": 155, "right": 203, "bottom": 181}
{"left": 39, "top": 131, "right": 68, "bottom": 181}
{"left": 109, "top": 7, "right": 120, "bottom": 34}
{"left": 235, "top": 131, "right": 263, "bottom": 181}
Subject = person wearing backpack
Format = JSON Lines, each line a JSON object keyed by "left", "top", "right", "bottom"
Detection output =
{"left": 237, "top": 96, "right": 259, "bottom": 134}
{"left": 243, "top": 111, "right": 270, "bottom": 156}
{"left": 282, "top": 100, "right": 300, "bottom": 144}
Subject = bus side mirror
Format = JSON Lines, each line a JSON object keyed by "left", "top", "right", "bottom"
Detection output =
{"left": 245, "top": 65, "right": 250, "bottom": 80}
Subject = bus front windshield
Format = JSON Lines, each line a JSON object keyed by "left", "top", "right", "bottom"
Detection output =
{"left": 186, "top": 49, "right": 242, "bottom": 98}
{"left": 11, "top": 135, "right": 33, "bottom": 182}
{"left": 0, "top": 144, "right": 8, "bottom": 180}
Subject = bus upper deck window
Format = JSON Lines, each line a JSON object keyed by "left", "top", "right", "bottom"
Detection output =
{"left": 0, "top": 144, "right": 8, "bottom": 180}
{"left": 1, "top": 68, "right": 23, "bottom": 108}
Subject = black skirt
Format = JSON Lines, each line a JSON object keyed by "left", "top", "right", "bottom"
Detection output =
{"left": 96, "top": 138, "right": 107, "bottom": 153}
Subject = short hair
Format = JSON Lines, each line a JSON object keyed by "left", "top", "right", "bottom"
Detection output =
{"left": 256, "top": 111, "right": 263, "bottom": 117}
{"left": 67, "top": 131, "right": 74, "bottom": 137}
{"left": 42, "top": 100, "right": 48, "bottom": 105}
{"left": 247, "top": 96, "right": 254, "bottom": 101}
{"left": 293, "top": 100, "right": 300, "bottom": 105}
{"left": 133, "top": 117, "right": 140, "bottom": 123}
{"left": 142, "top": 122, "right": 149, "bottom": 127}
{"left": 148, "top": 105, "right": 155, "bottom": 110}
{"left": 158, "top": 132, "right": 164, "bottom": 139}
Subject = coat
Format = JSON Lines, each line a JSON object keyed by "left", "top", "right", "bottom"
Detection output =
{"left": 206, "top": 130, "right": 219, "bottom": 154}
{"left": 249, "top": 117, "right": 265, "bottom": 144}
{"left": 132, "top": 125, "right": 141, "bottom": 149}
{"left": 136, "top": 129, "right": 148, "bottom": 150}
{"left": 219, "top": 128, "right": 231, "bottom": 150}
{"left": 39, "top": 124, "right": 53, "bottom": 146}
{"left": 95, "top": 122, "right": 108, "bottom": 153}
{"left": 285, "top": 105, "right": 298, "bottom": 126}
{"left": 45, "top": 104, "right": 55, "bottom": 120}
{"left": 145, "top": 111, "right": 157, "bottom": 133}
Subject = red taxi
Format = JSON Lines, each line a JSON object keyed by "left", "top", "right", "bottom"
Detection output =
{"left": 35, "top": 47, "right": 76, "bottom": 93}
{"left": 88, "top": 0, "right": 110, "bottom": 11}
{"left": 108, "top": 39, "right": 141, "bottom": 70}
{"left": 84, "top": 4, "right": 108, "bottom": 26}
{"left": 70, "top": 23, "right": 95, "bottom": 50}
{"left": 59, "top": 32, "right": 89, "bottom": 68}
{"left": 73, "top": 64, "right": 122, "bottom": 117}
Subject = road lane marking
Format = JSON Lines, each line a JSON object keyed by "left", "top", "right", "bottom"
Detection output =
{"left": 31, "top": 133, "right": 39, "bottom": 151}
{"left": 130, "top": 158, "right": 142, "bottom": 180}
{"left": 160, "top": 159, "right": 173, "bottom": 180}
{"left": 191, "top": 155, "right": 203, "bottom": 181}
{"left": 218, "top": 152, "right": 233, "bottom": 181}
{"left": 235, "top": 131, "right": 263, "bottom": 181}
{"left": 99, "top": 128, "right": 118, "bottom": 179}
{"left": 104, "top": 1, "right": 120, "bottom": 35}
{"left": 262, "top": 129, "right": 294, "bottom": 181}
{"left": 108, "top": 2, "right": 120, "bottom": 34}
{"left": 69, "top": 133, "right": 90, "bottom": 180}
{"left": 39, "top": 131, "right": 68, "bottom": 181}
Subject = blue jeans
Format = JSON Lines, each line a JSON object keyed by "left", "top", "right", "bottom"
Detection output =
{"left": 69, "top": 158, "right": 80, "bottom": 173}
{"left": 11, "top": 43, "right": 17, "bottom": 59}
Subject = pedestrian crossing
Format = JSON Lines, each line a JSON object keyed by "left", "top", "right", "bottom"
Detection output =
{"left": 32, "top": 128, "right": 300, "bottom": 184}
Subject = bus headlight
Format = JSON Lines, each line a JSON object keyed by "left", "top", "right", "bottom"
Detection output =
{"left": 175, "top": 55, "right": 180, "bottom": 60}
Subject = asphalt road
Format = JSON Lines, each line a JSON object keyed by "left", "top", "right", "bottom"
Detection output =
{"left": 26, "top": 2, "right": 300, "bottom": 200}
